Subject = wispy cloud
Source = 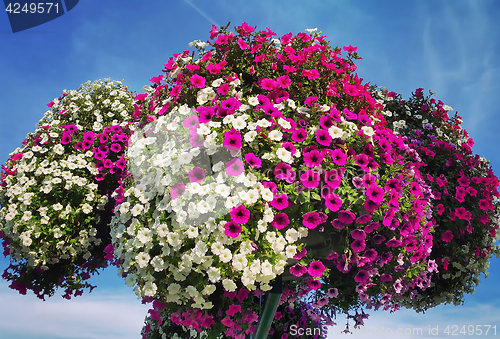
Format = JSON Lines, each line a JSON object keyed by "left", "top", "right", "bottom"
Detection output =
{"left": 181, "top": 0, "right": 219, "bottom": 27}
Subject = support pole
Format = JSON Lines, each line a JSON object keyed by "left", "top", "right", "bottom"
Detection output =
{"left": 247, "top": 275, "right": 283, "bottom": 339}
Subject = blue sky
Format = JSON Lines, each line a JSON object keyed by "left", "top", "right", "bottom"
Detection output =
{"left": 1, "top": 1, "right": 499, "bottom": 338}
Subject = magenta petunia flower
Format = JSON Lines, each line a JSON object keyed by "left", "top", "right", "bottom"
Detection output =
{"left": 271, "top": 194, "right": 289, "bottom": 210}
{"left": 225, "top": 158, "right": 244, "bottom": 176}
{"left": 83, "top": 131, "right": 96, "bottom": 143}
{"left": 308, "top": 261, "right": 325, "bottom": 277}
{"left": 272, "top": 213, "right": 290, "bottom": 230}
{"left": 170, "top": 183, "right": 186, "bottom": 200}
{"left": 188, "top": 167, "right": 206, "bottom": 183}
{"left": 356, "top": 214, "right": 371, "bottom": 224}
{"left": 331, "top": 149, "right": 347, "bottom": 165}
{"left": 183, "top": 115, "right": 200, "bottom": 130}
{"left": 331, "top": 219, "right": 345, "bottom": 230}
{"left": 302, "top": 212, "right": 321, "bottom": 229}
{"left": 291, "top": 128, "right": 307, "bottom": 142}
{"left": 384, "top": 178, "right": 402, "bottom": 193}
{"left": 274, "top": 162, "right": 296, "bottom": 183}
{"left": 362, "top": 174, "right": 376, "bottom": 188}
{"left": 316, "top": 129, "right": 332, "bottom": 146}
{"left": 190, "top": 74, "right": 206, "bottom": 88}
{"left": 244, "top": 152, "right": 262, "bottom": 168}
{"left": 115, "top": 156, "right": 127, "bottom": 170}
{"left": 338, "top": 210, "right": 355, "bottom": 224}
{"left": 308, "top": 279, "right": 321, "bottom": 290}
{"left": 230, "top": 205, "right": 251, "bottom": 224}
{"left": 354, "top": 270, "right": 369, "bottom": 283}
{"left": 102, "top": 159, "right": 113, "bottom": 169}
{"left": 441, "top": 230, "right": 454, "bottom": 243}
{"left": 289, "top": 263, "right": 307, "bottom": 277}
{"left": 293, "top": 247, "right": 307, "bottom": 260}
{"left": 366, "top": 184, "right": 385, "bottom": 203}
{"left": 60, "top": 132, "right": 72, "bottom": 145}
{"left": 324, "top": 193, "right": 343, "bottom": 212}
{"left": 350, "top": 229, "right": 366, "bottom": 240}
{"left": 365, "top": 222, "right": 380, "bottom": 233}
{"left": 351, "top": 239, "right": 366, "bottom": 253}
{"left": 261, "top": 78, "right": 277, "bottom": 91}
{"left": 386, "top": 239, "right": 402, "bottom": 247}
{"left": 300, "top": 169, "right": 320, "bottom": 188}
{"left": 110, "top": 143, "right": 121, "bottom": 153}
{"left": 325, "top": 170, "right": 341, "bottom": 189}
{"left": 380, "top": 274, "right": 393, "bottom": 282}
{"left": 276, "top": 75, "right": 291, "bottom": 88}
{"left": 223, "top": 129, "right": 242, "bottom": 150}
{"left": 303, "top": 149, "right": 324, "bottom": 167}
{"left": 224, "top": 221, "right": 242, "bottom": 238}
{"left": 355, "top": 153, "right": 369, "bottom": 168}
{"left": 304, "top": 96, "right": 318, "bottom": 106}
{"left": 364, "top": 198, "right": 380, "bottom": 213}
{"left": 226, "top": 304, "right": 242, "bottom": 316}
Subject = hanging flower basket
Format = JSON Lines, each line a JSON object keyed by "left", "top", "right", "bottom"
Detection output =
{"left": 0, "top": 79, "right": 136, "bottom": 299}
{"left": 105, "top": 23, "right": 445, "bottom": 339}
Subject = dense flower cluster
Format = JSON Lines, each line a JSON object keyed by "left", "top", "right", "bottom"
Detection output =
{"left": 374, "top": 88, "right": 500, "bottom": 311}
{"left": 106, "top": 23, "right": 437, "bottom": 339}
{"left": 0, "top": 79, "right": 135, "bottom": 299}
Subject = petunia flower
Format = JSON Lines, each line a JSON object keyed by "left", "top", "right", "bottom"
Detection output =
{"left": 230, "top": 205, "right": 251, "bottom": 224}
{"left": 224, "top": 221, "right": 242, "bottom": 238}
{"left": 302, "top": 212, "right": 321, "bottom": 229}
{"left": 308, "top": 261, "right": 325, "bottom": 277}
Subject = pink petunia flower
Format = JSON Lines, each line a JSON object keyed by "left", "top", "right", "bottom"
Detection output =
{"left": 226, "top": 304, "right": 242, "bottom": 316}
{"left": 170, "top": 183, "right": 185, "bottom": 200}
{"left": 351, "top": 239, "right": 366, "bottom": 253}
{"left": 366, "top": 184, "right": 385, "bottom": 203}
{"left": 338, "top": 210, "right": 355, "bottom": 224}
{"left": 308, "top": 279, "right": 321, "bottom": 290}
{"left": 300, "top": 169, "right": 320, "bottom": 188}
{"left": 316, "top": 129, "right": 332, "bottom": 146}
{"left": 441, "top": 230, "right": 454, "bottom": 243}
{"left": 190, "top": 74, "right": 205, "bottom": 89}
{"left": 291, "top": 128, "right": 307, "bottom": 142}
{"left": 308, "top": 261, "right": 325, "bottom": 277}
{"left": 302, "top": 212, "right": 321, "bottom": 229}
{"left": 230, "top": 205, "right": 251, "bottom": 224}
{"left": 271, "top": 194, "right": 289, "bottom": 210}
{"left": 224, "top": 221, "right": 242, "bottom": 238}
{"left": 354, "top": 270, "right": 369, "bottom": 283}
{"left": 331, "top": 149, "right": 347, "bottom": 165}
{"left": 303, "top": 149, "right": 324, "bottom": 167}
{"left": 223, "top": 129, "right": 242, "bottom": 150}
{"left": 289, "top": 263, "right": 307, "bottom": 277}
{"left": 272, "top": 213, "right": 290, "bottom": 230}
{"left": 225, "top": 158, "right": 244, "bottom": 176}
{"left": 244, "top": 152, "right": 262, "bottom": 168}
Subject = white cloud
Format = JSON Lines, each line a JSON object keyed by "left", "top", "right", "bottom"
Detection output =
{"left": 0, "top": 281, "right": 149, "bottom": 339}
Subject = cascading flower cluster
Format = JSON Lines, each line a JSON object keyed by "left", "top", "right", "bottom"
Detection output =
{"left": 374, "top": 88, "right": 500, "bottom": 311}
{"left": 107, "top": 23, "right": 436, "bottom": 339}
{"left": 0, "top": 79, "right": 135, "bottom": 299}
